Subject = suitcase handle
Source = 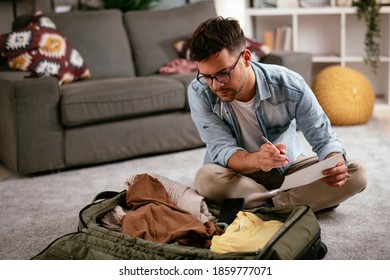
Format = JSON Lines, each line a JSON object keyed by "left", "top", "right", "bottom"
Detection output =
{"left": 91, "top": 191, "right": 120, "bottom": 203}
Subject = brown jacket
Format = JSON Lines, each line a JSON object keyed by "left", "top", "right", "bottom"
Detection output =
{"left": 121, "top": 173, "right": 223, "bottom": 248}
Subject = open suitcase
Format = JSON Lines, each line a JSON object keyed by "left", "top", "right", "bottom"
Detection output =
{"left": 32, "top": 182, "right": 328, "bottom": 260}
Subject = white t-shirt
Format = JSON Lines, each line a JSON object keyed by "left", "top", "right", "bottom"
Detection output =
{"left": 230, "top": 97, "right": 263, "bottom": 152}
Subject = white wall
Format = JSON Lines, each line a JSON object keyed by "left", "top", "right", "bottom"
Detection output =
{"left": 214, "top": 0, "right": 249, "bottom": 35}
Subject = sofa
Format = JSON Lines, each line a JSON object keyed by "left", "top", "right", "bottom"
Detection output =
{"left": 0, "top": 1, "right": 312, "bottom": 175}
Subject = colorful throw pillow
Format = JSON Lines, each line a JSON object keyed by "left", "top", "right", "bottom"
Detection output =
{"left": 0, "top": 12, "right": 91, "bottom": 85}
{"left": 173, "top": 37, "right": 271, "bottom": 61}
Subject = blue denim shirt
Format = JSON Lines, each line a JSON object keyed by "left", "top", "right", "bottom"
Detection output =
{"left": 188, "top": 61, "right": 345, "bottom": 174}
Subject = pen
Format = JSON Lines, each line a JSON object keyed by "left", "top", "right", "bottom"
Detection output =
{"left": 261, "top": 136, "right": 290, "bottom": 163}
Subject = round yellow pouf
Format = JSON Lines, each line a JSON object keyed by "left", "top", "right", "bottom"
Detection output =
{"left": 312, "top": 65, "right": 375, "bottom": 125}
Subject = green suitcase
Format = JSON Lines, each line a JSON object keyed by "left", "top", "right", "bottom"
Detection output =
{"left": 32, "top": 189, "right": 327, "bottom": 260}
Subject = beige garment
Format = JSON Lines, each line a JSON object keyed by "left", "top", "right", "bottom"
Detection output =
{"left": 101, "top": 206, "right": 128, "bottom": 231}
{"left": 211, "top": 211, "right": 283, "bottom": 254}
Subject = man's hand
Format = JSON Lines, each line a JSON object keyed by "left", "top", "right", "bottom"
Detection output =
{"left": 226, "top": 144, "right": 289, "bottom": 174}
{"left": 321, "top": 153, "right": 349, "bottom": 187}
{"left": 259, "top": 143, "right": 289, "bottom": 172}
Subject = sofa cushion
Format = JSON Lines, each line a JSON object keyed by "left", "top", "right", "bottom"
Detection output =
{"left": 61, "top": 77, "right": 186, "bottom": 126}
{"left": 48, "top": 10, "right": 135, "bottom": 79}
{"left": 0, "top": 12, "right": 91, "bottom": 85}
{"left": 153, "top": 72, "right": 196, "bottom": 110}
{"left": 124, "top": 1, "right": 217, "bottom": 76}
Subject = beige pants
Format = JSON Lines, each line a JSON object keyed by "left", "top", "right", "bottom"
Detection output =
{"left": 194, "top": 156, "right": 367, "bottom": 212}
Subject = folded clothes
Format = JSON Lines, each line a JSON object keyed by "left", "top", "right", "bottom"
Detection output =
{"left": 102, "top": 173, "right": 217, "bottom": 232}
{"left": 121, "top": 173, "right": 223, "bottom": 248}
{"left": 125, "top": 173, "right": 216, "bottom": 223}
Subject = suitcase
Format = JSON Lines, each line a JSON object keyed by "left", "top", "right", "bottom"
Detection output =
{"left": 32, "top": 187, "right": 327, "bottom": 260}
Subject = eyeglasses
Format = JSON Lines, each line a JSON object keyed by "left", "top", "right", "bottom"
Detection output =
{"left": 197, "top": 50, "right": 244, "bottom": 86}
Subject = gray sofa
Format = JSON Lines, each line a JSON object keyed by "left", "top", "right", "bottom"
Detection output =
{"left": 0, "top": 1, "right": 219, "bottom": 175}
{"left": 0, "top": 1, "right": 312, "bottom": 175}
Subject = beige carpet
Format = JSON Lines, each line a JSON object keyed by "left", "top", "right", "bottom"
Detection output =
{"left": 0, "top": 115, "right": 389, "bottom": 260}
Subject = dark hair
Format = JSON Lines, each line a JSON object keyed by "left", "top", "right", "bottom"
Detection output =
{"left": 189, "top": 16, "right": 246, "bottom": 62}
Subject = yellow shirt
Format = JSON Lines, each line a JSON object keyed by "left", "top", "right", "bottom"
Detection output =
{"left": 211, "top": 211, "right": 283, "bottom": 254}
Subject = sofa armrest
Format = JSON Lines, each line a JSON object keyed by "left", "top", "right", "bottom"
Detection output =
{"left": 0, "top": 74, "right": 65, "bottom": 174}
{"left": 261, "top": 51, "right": 313, "bottom": 85}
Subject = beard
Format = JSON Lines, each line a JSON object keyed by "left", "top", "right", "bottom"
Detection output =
{"left": 213, "top": 74, "right": 246, "bottom": 103}
{"left": 214, "top": 87, "right": 238, "bottom": 103}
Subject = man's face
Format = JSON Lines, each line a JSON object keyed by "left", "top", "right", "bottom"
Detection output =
{"left": 196, "top": 49, "right": 247, "bottom": 103}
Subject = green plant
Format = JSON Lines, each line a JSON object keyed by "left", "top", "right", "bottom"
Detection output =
{"left": 101, "top": 0, "right": 160, "bottom": 12}
{"left": 352, "top": 0, "right": 381, "bottom": 73}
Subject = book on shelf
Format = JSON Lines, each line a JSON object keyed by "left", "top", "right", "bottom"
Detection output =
{"left": 274, "top": 26, "right": 283, "bottom": 50}
{"left": 282, "top": 25, "right": 292, "bottom": 51}
{"left": 262, "top": 25, "right": 292, "bottom": 52}
{"left": 263, "top": 31, "right": 274, "bottom": 51}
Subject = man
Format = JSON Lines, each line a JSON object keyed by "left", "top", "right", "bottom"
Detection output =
{"left": 187, "top": 17, "right": 367, "bottom": 212}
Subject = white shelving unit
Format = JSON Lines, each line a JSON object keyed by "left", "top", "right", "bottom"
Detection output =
{"left": 246, "top": 6, "right": 390, "bottom": 107}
